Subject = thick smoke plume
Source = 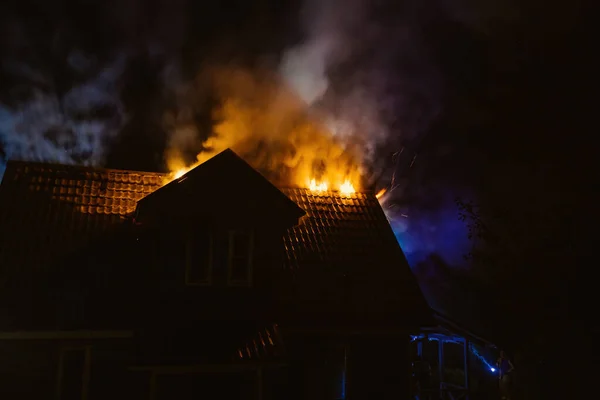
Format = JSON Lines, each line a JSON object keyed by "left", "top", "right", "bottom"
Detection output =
{"left": 0, "top": 14, "right": 128, "bottom": 178}
{"left": 278, "top": 0, "right": 401, "bottom": 166}
{"left": 0, "top": 0, "right": 508, "bottom": 273}
{"left": 164, "top": 66, "right": 364, "bottom": 189}
{"left": 0, "top": 53, "right": 127, "bottom": 173}
{"left": 164, "top": 0, "right": 442, "bottom": 192}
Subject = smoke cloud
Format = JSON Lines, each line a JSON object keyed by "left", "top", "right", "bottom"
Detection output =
{"left": 157, "top": 0, "right": 465, "bottom": 272}
{"left": 164, "top": 0, "right": 443, "bottom": 192}
{"left": 279, "top": 0, "right": 443, "bottom": 178}
{"left": 279, "top": 0, "right": 366, "bottom": 105}
{"left": 163, "top": 66, "right": 364, "bottom": 188}
{"left": 0, "top": 47, "right": 127, "bottom": 177}
{"left": 0, "top": 0, "right": 524, "bottom": 271}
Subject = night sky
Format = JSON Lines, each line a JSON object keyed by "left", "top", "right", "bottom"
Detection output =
{"left": 0, "top": 0, "right": 593, "bottom": 394}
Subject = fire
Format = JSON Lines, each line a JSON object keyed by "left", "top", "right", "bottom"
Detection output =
{"left": 307, "top": 178, "right": 356, "bottom": 195}
{"left": 339, "top": 180, "right": 355, "bottom": 195}
{"left": 163, "top": 162, "right": 199, "bottom": 185}
{"left": 163, "top": 68, "right": 366, "bottom": 192}
{"left": 172, "top": 168, "right": 187, "bottom": 180}
{"left": 376, "top": 188, "right": 387, "bottom": 199}
{"left": 308, "top": 179, "right": 328, "bottom": 192}
{"left": 163, "top": 155, "right": 197, "bottom": 185}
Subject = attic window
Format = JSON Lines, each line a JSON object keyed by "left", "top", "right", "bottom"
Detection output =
{"left": 185, "top": 231, "right": 213, "bottom": 285}
{"left": 227, "top": 230, "right": 254, "bottom": 286}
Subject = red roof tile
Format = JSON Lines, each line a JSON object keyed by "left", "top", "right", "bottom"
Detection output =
{"left": 0, "top": 160, "right": 429, "bottom": 327}
{"left": 0, "top": 161, "right": 163, "bottom": 286}
{"left": 281, "top": 188, "right": 395, "bottom": 270}
{"left": 278, "top": 188, "right": 429, "bottom": 324}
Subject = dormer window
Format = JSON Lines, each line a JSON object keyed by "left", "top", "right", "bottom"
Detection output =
{"left": 227, "top": 230, "right": 254, "bottom": 286}
{"left": 185, "top": 231, "right": 213, "bottom": 285}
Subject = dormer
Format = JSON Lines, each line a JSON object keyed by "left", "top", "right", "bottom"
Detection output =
{"left": 134, "top": 149, "right": 305, "bottom": 288}
{"left": 134, "top": 149, "right": 305, "bottom": 229}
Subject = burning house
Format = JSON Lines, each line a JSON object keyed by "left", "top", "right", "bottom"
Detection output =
{"left": 0, "top": 148, "right": 434, "bottom": 400}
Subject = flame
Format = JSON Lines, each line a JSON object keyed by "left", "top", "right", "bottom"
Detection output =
{"left": 339, "top": 180, "right": 355, "bottom": 195}
{"left": 376, "top": 188, "right": 387, "bottom": 199}
{"left": 163, "top": 155, "right": 196, "bottom": 184}
{"left": 172, "top": 168, "right": 187, "bottom": 180}
{"left": 308, "top": 179, "right": 328, "bottom": 192}
{"left": 306, "top": 178, "right": 355, "bottom": 195}
{"left": 163, "top": 68, "right": 366, "bottom": 192}
{"left": 163, "top": 161, "right": 200, "bottom": 185}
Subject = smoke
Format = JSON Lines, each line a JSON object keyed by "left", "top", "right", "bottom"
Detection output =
{"left": 163, "top": 66, "right": 364, "bottom": 188}
{"left": 279, "top": 0, "right": 444, "bottom": 179}
{"left": 164, "top": 0, "right": 443, "bottom": 190}
{"left": 0, "top": 0, "right": 191, "bottom": 179}
{"left": 279, "top": 0, "right": 366, "bottom": 105}
{"left": 276, "top": 0, "right": 464, "bottom": 269}
{"left": 0, "top": 0, "right": 522, "bottom": 270}
{"left": 0, "top": 49, "right": 127, "bottom": 178}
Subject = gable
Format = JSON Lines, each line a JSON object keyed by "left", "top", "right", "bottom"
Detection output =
{"left": 135, "top": 149, "right": 305, "bottom": 228}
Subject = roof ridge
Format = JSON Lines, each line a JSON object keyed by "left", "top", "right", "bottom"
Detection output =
{"left": 5, "top": 161, "right": 379, "bottom": 195}
{"left": 278, "top": 187, "right": 379, "bottom": 196}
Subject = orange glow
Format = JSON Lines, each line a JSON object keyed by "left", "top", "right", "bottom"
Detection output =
{"left": 163, "top": 155, "right": 198, "bottom": 185}
{"left": 172, "top": 168, "right": 187, "bottom": 180}
{"left": 306, "top": 178, "right": 356, "bottom": 195}
{"left": 163, "top": 166, "right": 194, "bottom": 185}
{"left": 339, "top": 180, "right": 355, "bottom": 195}
{"left": 164, "top": 68, "right": 365, "bottom": 191}
{"left": 308, "top": 179, "right": 328, "bottom": 192}
{"left": 376, "top": 188, "right": 387, "bottom": 199}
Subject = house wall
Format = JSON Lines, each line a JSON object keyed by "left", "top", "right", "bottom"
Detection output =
{"left": 0, "top": 338, "right": 134, "bottom": 400}
{"left": 132, "top": 221, "right": 287, "bottom": 323}
{"left": 0, "top": 340, "right": 58, "bottom": 398}
{"left": 87, "top": 340, "right": 136, "bottom": 400}
{"left": 346, "top": 335, "right": 410, "bottom": 400}
{"left": 154, "top": 371, "right": 257, "bottom": 400}
{"left": 282, "top": 333, "right": 411, "bottom": 400}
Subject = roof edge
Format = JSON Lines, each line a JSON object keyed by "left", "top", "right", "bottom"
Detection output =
{"left": 430, "top": 309, "right": 497, "bottom": 348}
{"left": 4, "top": 160, "right": 381, "bottom": 197}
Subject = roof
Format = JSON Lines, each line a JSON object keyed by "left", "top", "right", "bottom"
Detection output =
{"left": 429, "top": 310, "right": 497, "bottom": 348}
{"left": 281, "top": 188, "right": 393, "bottom": 269}
{"left": 0, "top": 156, "right": 431, "bottom": 329}
{"left": 279, "top": 188, "right": 431, "bottom": 326}
{"left": 0, "top": 160, "right": 163, "bottom": 290}
{"left": 136, "top": 149, "right": 305, "bottom": 225}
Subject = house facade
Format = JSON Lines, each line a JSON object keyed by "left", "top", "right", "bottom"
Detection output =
{"left": 0, "top": 149, "right": 432, "bottom": 400}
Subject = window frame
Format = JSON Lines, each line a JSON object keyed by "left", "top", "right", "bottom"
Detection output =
{"left": 185, "top": 232, "right": 214, "bottom": 286}
{"left": 56, "top": 345, "right": 92, "bottom": 400}
{"left": 227, "top": 230, "right": 254, "bottom": 287}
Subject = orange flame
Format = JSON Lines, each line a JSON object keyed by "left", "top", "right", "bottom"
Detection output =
{"left": 172, "top": 168, "right": 187, "bottom": 180}
{"left": 164, "top": 68, "right": 364, "bottom": 191}
{"left": 163, "top": 158, "right": 200, "bottom": 185}
{"left": 308, "top": 179, "right": 328, "bottom": 192}
{"left": 339, "top": 180, "right": 355, "bottom": 195}
{"left": 376, "top": 188, "right": 387, "bottom": 199}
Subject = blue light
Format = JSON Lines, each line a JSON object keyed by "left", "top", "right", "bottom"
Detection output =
{"left": 411, "top": 335, "right": 497, "bottom": 375}
{"left": 470, "top": 345, "right": 496, "bottom": 374}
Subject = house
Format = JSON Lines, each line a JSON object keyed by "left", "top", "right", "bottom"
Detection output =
{"left": 0, "top": 149, "right": 432, "bottom": 400}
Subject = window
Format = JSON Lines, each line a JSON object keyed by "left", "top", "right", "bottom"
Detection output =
{"left": 185, "top": 231, "right": 213, "bottom": 285}
{"left": 56, "top": 347, "right": 91, "bottom": 400}
{"left": 227, "top": 230, "right": 254, "bottom": 286}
